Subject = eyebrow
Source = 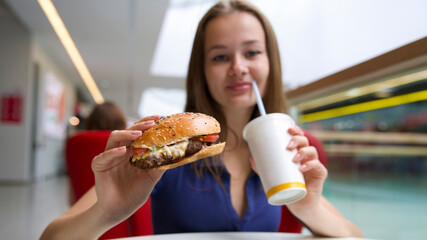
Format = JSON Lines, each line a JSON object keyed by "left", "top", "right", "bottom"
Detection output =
{"left": 206, "top": 40, "right": 262, "bottom": 53}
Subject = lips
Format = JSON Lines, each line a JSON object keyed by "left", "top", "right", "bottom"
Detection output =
{"left": 227, "top": 81, "right": 252, "bottom": 92}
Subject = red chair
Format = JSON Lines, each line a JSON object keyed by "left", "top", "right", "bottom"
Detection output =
{"left": 65, "top": 130, "right": 153, "bottom": 239}
{"left": 277, "top": 130, "right": 328, "bottom": 233}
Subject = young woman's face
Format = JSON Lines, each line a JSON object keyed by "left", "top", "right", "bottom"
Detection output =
{"left": 204, "top": 11, "right": 269, "bottom": 110}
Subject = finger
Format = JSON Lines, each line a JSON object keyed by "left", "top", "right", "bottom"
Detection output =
{"left": 292, "top": 146, "right": 318, "bottom": 165}
{"left": 127, "top": 120, "right": 156, "bottom": 131}
{"left": 105, "top": 129, "right": 144, "bottom": 150}
{"left": 110, "top": 121, "right": 157, "bottom": 151}
{"left": 299, "top": 159, "right": 328, "bottom": 178}
{"left": 287, "top": 135, "right": 309, "bottom": 150}
{"left": 144, "top": 169, "right": 167, "bottom": 185}
{"left": 92, "top": 146, "right": 128, "bottom": 172}
{"left": 134, "top": 115, "right": 161, "bottom": 124}
{"left": 288, "top": 125, "right": 304, "bottom": 136}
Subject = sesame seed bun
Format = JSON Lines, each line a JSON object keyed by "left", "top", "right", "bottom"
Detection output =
{"left": 132, "top": 112, "right": 221, "bottom": 148}
{"left": 130, "top": 112, "right": 225, "bottom": 170}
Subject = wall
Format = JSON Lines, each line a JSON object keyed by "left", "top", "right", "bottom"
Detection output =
{"left": 0, "top": 5, "right": 76, "bottom": 182}
{"left": 0, "top": 5, "right": 32, "bottom": 182}
{"left": 31, "top": 42, "right": 76, "bottom": 180}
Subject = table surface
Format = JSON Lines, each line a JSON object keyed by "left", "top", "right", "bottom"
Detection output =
{"left": 114, "top": 232, "right": 371, "bottom": 240}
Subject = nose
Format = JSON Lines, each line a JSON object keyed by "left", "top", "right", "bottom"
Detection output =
{"left": 228, "top": 55, "right": 248, "bottom": 77}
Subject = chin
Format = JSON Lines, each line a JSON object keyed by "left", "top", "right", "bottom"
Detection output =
{"left": 223, "top": 98, "right": 257, "bottom": 110}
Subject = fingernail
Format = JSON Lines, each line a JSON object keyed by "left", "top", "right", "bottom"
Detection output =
{"left": 287, "top": 140, "right": 295, "bottom": 149}
{"left": 144, "top": 120, "right": 155, "bottom": 125}
{"left": 293, "top": 153, "right": 301, "bottom": 162}
{"left": 118, "top": 146, "right": 127, "bottom": 152}
{"left": 299, "top": 164, "right": 307, "bottom": 171}
{"left": 131, "top": 130, "right": 142, "bottom": 135}
{"left": 148, "top": 115, "right": 161, "bottom": 119}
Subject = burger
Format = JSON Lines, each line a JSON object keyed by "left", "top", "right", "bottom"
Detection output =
{"left": 130, "top": 112, "right": 226, "bottom": 170}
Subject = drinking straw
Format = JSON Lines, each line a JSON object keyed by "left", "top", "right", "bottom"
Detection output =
{"left": 252, "top": 81, "right": 266, "bottom": 116}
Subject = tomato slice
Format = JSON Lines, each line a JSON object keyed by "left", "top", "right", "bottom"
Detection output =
{"left": 132, "top": 147, "right": 150, "bottom": 156}
{"left": 191, "top": 133, "right": 219, "bottom": 142}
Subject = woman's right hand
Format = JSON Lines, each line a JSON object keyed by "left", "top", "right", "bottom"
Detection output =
{"left": 91, "top": 115, "right": 164, "bottom": 222}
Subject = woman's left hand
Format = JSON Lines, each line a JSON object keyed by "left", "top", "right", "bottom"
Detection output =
{"left": 285, "top": 126, "right": 328, "bottom": 213}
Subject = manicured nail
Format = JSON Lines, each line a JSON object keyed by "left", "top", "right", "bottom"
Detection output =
{"left": 299, "top": 164, "right": 307, "bottom": 171}
{"left": 293, "top": 153, "right": 301, "bottom": 162}
{"left": 287, "top": 140, "right": 295, "bottom": 149}
{"left": 144, "top": 120, "right": 155, "bottom": 125}
{"left": 117, "top": 146, "right": 127, "bottom": 152}
{"left": 131, "top": 130, "right": 142, "bottom": 135}
{"left": 146, "top": 115, "right": 160, "bottom": 119}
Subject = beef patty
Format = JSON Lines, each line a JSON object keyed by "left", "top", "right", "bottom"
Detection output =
{"left": 130, "top": 140, "right": 208, "bottom": 169}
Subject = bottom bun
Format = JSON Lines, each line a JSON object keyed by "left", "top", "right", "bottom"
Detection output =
{"left": 155, "top": 142, "right": 226, "bottom": 170}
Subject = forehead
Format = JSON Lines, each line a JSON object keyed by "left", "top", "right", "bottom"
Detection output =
{"left": 204, "top": 11, "right": 266, "bottom": 49}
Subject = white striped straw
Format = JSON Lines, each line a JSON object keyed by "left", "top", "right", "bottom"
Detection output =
{"left": 252, "top": 81, "right": 266, "bottom": 116}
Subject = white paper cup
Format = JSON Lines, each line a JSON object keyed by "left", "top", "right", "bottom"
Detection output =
{"left": 243, "top": 113, "right": 306, "bottom": 205}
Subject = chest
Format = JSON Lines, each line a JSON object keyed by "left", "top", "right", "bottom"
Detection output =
{"left": 222, "top": 149, "right": 253, "bottom": 218}
{"left": 151, "top": 165, "right": 281, "bottom": 233}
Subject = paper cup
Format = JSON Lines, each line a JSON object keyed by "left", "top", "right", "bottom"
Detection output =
{"left": 243, "top": 113, "right": 306, "bottom": 205}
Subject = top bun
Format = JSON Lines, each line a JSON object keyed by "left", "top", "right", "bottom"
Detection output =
{"left": 132, "top": 112, "right": 220, "bottom": 148}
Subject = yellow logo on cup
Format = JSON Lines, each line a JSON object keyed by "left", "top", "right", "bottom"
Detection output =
{"left": 266, "top": 182, "right": 306, "bottom": 199}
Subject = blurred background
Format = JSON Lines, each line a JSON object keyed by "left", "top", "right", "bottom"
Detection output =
{"left": 0, "top": 0, "right": 426, "bottom": 239}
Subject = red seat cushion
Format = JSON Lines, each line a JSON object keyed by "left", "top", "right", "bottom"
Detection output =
{"left": 65, "top": 130, "right": 153, "bottom": 238}
{"left": 66, "top": 131, "right": 111, "bottom": 202}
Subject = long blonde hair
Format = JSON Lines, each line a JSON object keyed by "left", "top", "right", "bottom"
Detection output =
{"left": 185, "top": 0, "right": 287, "bottom": 178}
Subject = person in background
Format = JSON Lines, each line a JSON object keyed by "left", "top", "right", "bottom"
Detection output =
{"left": 85, "top": 101, "right": 127, "bottom": 131}
{"left": 64, "top": 101, "right": 127, "bottom": 205}
{"left": 40, "top": 1, "right": 363, "bottom": 239}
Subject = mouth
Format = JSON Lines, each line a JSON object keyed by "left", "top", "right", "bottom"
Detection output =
{"left": 227, "top": 81, "right": 252, "bottom": 92}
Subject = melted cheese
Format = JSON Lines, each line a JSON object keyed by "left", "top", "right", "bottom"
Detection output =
{"left": 142, "top": 140, "right": 189, "bottom": 160}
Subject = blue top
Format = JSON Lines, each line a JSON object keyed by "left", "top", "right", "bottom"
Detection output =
{"left": 151, "top": 160, "right": 281, "bottom": 234}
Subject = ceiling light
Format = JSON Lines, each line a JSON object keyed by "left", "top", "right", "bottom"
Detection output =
{"left": 68, "top": 116, "right": 80, "bottom": 126}
{"left": 346, "top": 88, "right": 360, "bottom": 97}
{"left": 38, "top": 0, "right": 104, "bottom": 104}
{"left": 374, "top": 89, "right": 393, "bottom": 98}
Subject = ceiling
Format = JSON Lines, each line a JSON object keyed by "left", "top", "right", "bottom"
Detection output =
{"left": 3, "top": 0, "right": 427, "bottom": 118}
{"left": 4, "top": 0, "right": 183, "bottom": 117}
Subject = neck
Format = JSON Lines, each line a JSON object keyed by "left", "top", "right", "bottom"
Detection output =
{"left": 220, "top": 106, "right": 254, "bottom": 180}
{"left": 222, "top": 106, "right": 254, "bottom": 148}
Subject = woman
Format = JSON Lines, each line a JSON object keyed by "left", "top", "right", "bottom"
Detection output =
{"left": 41, "top": 1, "right": 362, "bottom": 239}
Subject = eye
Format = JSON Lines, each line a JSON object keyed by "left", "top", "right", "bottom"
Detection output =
{"left": 212, "top": 55, "right": 228, "bottom": 61}
{"left": 247, "top": 51, "right": 261, "bottom": 57}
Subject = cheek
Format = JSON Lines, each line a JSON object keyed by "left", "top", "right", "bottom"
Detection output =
{"left": 204, "top": 67, "right": 215, "bottom": 92}
{"left": 204, "top": 65, "right": 222, "bottom": 101}
{"left": 254, "top": 60, "right": 270, "bottom": 96}
{"left": 205, "top": 64, "right": 226, "bottom": 88}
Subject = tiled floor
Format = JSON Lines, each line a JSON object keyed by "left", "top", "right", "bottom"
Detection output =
{"left": 1, "top": 173, "right": 426, "bottom": 239}
{"left": 0, "top": 176, "right": 69, "bottom": 239}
